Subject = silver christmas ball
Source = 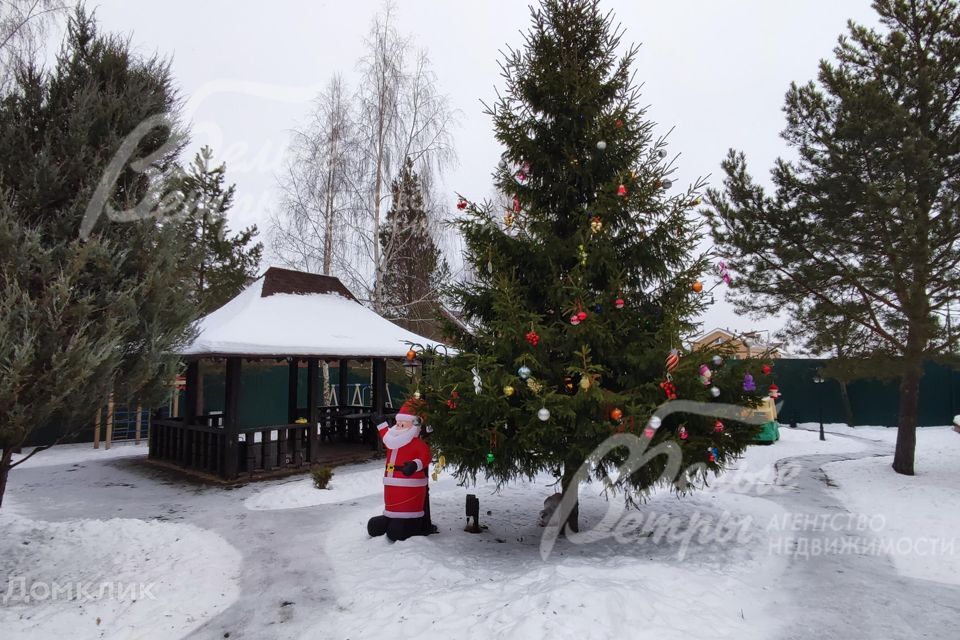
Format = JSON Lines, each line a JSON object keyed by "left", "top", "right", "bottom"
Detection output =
{"left": 648, "top": 415, "right": 662, "bottom": 429}
{"left": 661, "top": 179, "right": 673, "bottom": 190}
{"left": 657, "top": 149, "right": 667, "bottom": 159}
{"left": 518, "top": 365, "right": 532, "bottom": 380}
{"left": 710, "top": 386, "right": 721, "bottom": 398}
{"left": 537, "top": 407, "right": 550, "bottom": 421}
{"left": 712, "top": 355, "right": 723, "bottom": 367}
{"left": 596, "top": 140, "right": 607, "bottom": 151}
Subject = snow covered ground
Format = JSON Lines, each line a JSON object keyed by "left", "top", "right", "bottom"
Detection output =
{"left": 10, "top": 440, "right": 148, "bottom": 469}
{"left": 823, "top": 426, "right": 960, "bottom": 586}
{"left": 2, "top": 425, "right": 958, "bottom": 639}
{"left": 0, "top": 511, "right": 241, "bottom": 640}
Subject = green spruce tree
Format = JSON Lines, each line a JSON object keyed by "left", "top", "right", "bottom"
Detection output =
{"left": 379, "top": 156, "right": 450, "bottom": 340}
{"left": 705, "top": 0, "right": 960, "bottom": 474}
{"left": 178, "top": 146, "right": 263, "bottom": 315}
{"left": 421, "top": 0, "right": 761, "bottom": 530}
{"left": 0, "top": 7, "right": 195, "bottom": 507}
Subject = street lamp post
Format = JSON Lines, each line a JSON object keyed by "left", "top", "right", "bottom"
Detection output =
{"left": 813, "top": 375, "right": 825, "bottom": 441}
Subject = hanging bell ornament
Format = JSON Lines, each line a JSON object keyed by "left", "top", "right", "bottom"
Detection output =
{"left": 617, "top": 184, "right": 628, "bottom": 197}
{"left": 538, "top": 407, "right": 551, "bottom": 421}
{"left": 503, "top": 385, "right": 515, "bottom": 397}
{"left": 504, "top": 211, "right": 515, "bottom": 227}
{"left": 579, "top": 376, "right": 592, "bottom": 390}
{"left": 590, "top": 216, "right": 602, "bottom": 233}
{"left": 518, "top": 365, "right": 532, "bottom": 380}
{"left": 596, "top": 140, "right": 607, "bottom": 151}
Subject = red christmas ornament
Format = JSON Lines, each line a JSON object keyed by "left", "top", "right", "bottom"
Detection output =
{"left": 665, "top": 349, "right": 680, "bottom": 373}
{"left": 577, "top": 310, "right": 588, "bottom": 321}
{"left": 714, "top": 420, "right": 725, "bottom": 433}
{"left": 617, "top": 184, "right": 628, "bottom": 197}
{"left": 660, "top": 380, "right": 677, "bottom": 400}
{"left": 512, "top": 196, "right": 521, "bottom": 213}
{"left": 761, "top": 364, "right": 772, "bottom": 375}
{"left": 610, "top": 407, "right": 623, "bottom": 422}
{"left": 615, "top": 298, "right": 625, "bottom": 309}
{"left": 446, "top": 390, "right": 460, "bottom": 410}
{"left": 525, "top": 330, "right": 540, "bottom": 347}
{"left": 456, "top": 198, "right": 467, "bottom": 210}
{"left": 615, "top": 118, "right": 624, "bottom": 128}
{"left": 569, "top": 314, "right": 580, "bottom": 325}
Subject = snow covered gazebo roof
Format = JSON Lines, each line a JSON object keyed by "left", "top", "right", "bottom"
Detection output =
{"left": 179, "top": 267, "right": 445, "bottom": 359}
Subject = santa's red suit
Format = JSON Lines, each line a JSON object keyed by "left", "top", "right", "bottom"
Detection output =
{"left": 367, "top": 399, "right": 433, "bottom": 540}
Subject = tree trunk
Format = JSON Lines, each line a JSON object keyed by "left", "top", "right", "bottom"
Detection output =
{"left": 892, "top": 364, "right": 922, "bottom": 475}
{"left": 560, "top": 461, "right": 580, "bottom": 534}
{"left": 838, "top": 380, "right": 855, "bottom": 427}
{"left": 0, "top": 447, "right": 13, "bottom": 510}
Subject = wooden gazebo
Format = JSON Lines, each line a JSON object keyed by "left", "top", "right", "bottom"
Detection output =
{"left": 149, "top": 267, "right": 443, "bottom": 481}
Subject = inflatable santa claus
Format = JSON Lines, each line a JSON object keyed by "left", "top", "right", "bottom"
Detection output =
{"left": 367, "top": 398, "right": 434, "bottom": 541}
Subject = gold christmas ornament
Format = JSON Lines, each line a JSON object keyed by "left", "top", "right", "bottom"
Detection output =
{"left": 590, "top": 216, "right": 602, "bottom": 234}
{"left": 526, "top": 378, "right": 543, "bottom": 394}
{"left": 503, "top": 385, "right": 515, "bottom": 397}
{"left": 504, "top": 211, "right": 515, "bottom": 226}
{"left": 579, "top": 376, "right": 592, "bottom": 390}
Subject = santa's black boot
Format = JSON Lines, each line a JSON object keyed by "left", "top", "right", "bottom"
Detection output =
{"left": 367, "top": 515, "right": 389, "bottom": 537}
{"left": 386, "top": 518, "right": 422, "bottom": 541}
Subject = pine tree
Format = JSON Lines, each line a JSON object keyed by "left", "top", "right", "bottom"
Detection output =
{"left": 420, "top": 0, "right": 761, "bottom": 530}
{"left": 379, "top": 157, "right": 450, "bottom": 339}
{"left": 706, "top": 0, "right": 960, "bottom": 475}
{"left": 0, "top": 7, "right": 196, "bottom": 507}
{"left": 178, "top": 146, "right": 263, "bottom": 315}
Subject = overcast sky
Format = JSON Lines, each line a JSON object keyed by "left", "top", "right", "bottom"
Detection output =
{"left": 78, "top": 0, "right": 880, "bottom": 342}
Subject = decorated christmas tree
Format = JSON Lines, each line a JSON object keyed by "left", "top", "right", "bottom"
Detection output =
{"left": 420, "top": 0, "right": 764, "bottom": 531}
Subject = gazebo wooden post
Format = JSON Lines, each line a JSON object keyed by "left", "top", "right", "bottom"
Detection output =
{"left": 223, "top": 356, "right": 241, "bottom": 480}
{"left": 184, "top": 360, "right": 199, "bottom": 467}
{"left": 185, "top": 360, "right": 199, "bottom": 425}
{"left": 371, "top": 358, "right": 386, "bottom": 452}
{"left": 287, "top": 359, "right": 299, "bottom": 423}
{"left": 338, "top": 359, "right": 350, "bottom": 408}
{"left": 306, "top": 358, "right": 319, "bottom": 464}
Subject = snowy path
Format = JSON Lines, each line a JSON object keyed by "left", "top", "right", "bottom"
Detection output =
{"left": 3, "top": 429, "right": 958, "bottom": 639}
{"left": 762, "top": 430, "right": 960, "bottom": 639}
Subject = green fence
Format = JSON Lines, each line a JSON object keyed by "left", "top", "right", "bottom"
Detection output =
{"left": 770, "top": 359, "right": 960, "bottom": 427}
{"left": 23, "top": 358, "right": 960, "bottom": 447}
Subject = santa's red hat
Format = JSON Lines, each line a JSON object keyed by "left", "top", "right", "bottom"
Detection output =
{"left": 395, "top": 397, "right": 425, "bottom": 423}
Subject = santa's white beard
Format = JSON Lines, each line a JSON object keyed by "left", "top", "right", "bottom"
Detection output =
{"left": 383, "top": 425, "right": 419, "bottom": 450}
